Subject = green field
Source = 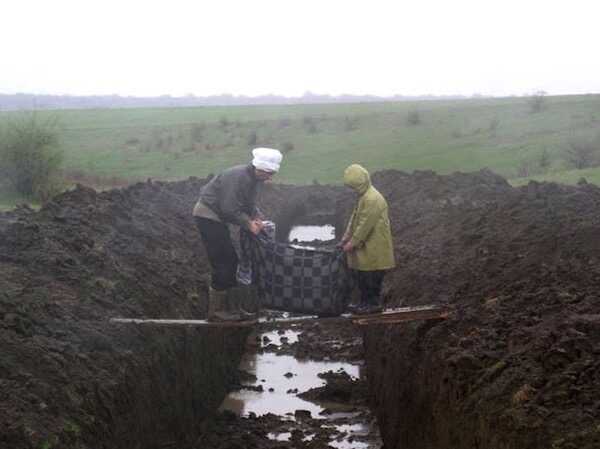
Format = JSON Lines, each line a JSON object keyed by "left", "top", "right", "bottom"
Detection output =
{"left": 1, "top": 94, "right": 600, "bottom": 209}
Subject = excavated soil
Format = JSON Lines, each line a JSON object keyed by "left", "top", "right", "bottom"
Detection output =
{"left": 2, "top": 168, "right": 600, "bottom": 449}
{"left": 360, "top": 170, "right": 600, "bottom": 449}
{"left": 0, "top": 177, "right": 341, "bottom": 449}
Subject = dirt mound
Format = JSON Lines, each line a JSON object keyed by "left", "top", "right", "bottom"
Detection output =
{"left": 3, "top": 167, "right": 600, "bottom": 448}
{"left": 362, "top": 169, "right": 600, "bottom": 448}
{"left": 0, "top": 177, "right": 341, "bottom": 448}
{"left": 0, "top": 178, "right": 243, "bottom": 448}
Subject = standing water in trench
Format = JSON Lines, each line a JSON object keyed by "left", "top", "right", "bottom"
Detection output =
{"left": 289, "top": 225, "right": 336, "bottom": 245}
{"left": 215, "top": 224, "right": 383, "bottom": 449}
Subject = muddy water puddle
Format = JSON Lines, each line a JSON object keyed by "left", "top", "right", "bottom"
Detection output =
{"left": 220, "top": 329, "right": 358, "bottom": 417}
{"left": 220, "top": 327, "right": 382, "bottom": 448}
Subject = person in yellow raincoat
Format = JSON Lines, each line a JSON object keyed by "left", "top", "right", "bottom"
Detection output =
{"left": 340, "top": 164, "right": 395, "bottom": 313}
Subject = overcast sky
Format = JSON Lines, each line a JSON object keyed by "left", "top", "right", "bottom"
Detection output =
{"left": 1, "top": 0, "right": 599, "bottom": 98}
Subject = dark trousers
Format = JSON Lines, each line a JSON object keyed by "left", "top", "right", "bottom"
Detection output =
{"left": 354, "top": 270, "right": 386, "bottom": 306}
{"left": 195, "top": 217, "right": 238, "bottom": 291}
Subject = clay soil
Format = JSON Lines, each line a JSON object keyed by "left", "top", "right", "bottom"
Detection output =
{"left": 2, "top": 168, "right": 600, "bottom": 448}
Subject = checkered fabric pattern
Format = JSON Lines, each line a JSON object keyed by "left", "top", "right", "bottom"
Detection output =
{"left": 240, "top": 227, "right": 351, "bottom": 316}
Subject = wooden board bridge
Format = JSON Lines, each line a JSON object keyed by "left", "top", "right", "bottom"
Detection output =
{"left": 110, "top": 305, "right": 450, "bottom": 327}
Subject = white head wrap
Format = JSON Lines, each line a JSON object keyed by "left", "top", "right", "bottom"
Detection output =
{"left": 251, "top": 147, "right": 283, "bottom": 172}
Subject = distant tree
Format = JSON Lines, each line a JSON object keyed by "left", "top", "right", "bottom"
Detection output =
{"left": 528, "top": 90, "right": 547, "bottom": 113}
{"left": 0, "top": 113, "right": 63, "bottom": 201}
{"left": 191, "top": 123, "right": 204, "bottom": 142}
{"left": 125, "top": 137, "right": 140, "bottom": 146}
{"left": 488, "top": 117, "right": 500, "bottom": 136}
{"left": 303, "top": 116, "right": 318, "bottom": 134}
{"left": 451, "top": 129, "right": 463, "bottom": 139}
{"left": 278, "top": 117, "right": 292, "bottom": 129}
{"left": 406, "top": 109, "right": 421, "bottom": 126}
{"left": 344, "top": 116, "right": 359, "bottom": 131}
{"left": 282, "top": 141, "right": 295, "bottom": 153}
{"left": 247, "top": 131, "right": 258, "bottom": 146}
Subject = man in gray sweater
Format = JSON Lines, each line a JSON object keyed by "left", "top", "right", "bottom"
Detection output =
{"left": 193, "top": 147, "right": 283, "bottom": 321}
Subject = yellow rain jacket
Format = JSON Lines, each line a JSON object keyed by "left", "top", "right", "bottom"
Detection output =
{"left": 343, "top": 164, "right": 395, "bottom": 271}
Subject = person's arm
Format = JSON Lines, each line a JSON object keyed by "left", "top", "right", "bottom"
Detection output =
{"left": 218, "top": 179, "right": 253, "bottom": 228}
{"left": 348, "top": 197, "right": 382, "bottom": 248}
{"left": 219, "top": 171, "right": 265, "bottom": 235}
{"left": 340, "top": 210, "right": 355, "bottom": 245}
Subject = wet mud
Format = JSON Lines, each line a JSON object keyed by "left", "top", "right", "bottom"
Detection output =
{"left": 2, "top": 169, "right": 600, "bottom": 448}
{"left": 208, "top": 313, "right": 382, "bottom": 449}
{"left": 360, "top": 170, "right": 600, "bottom": 449}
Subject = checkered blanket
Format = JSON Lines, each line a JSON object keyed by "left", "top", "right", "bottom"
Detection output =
{"left": 239, "top": 225, "right": 351, "bottom": 316}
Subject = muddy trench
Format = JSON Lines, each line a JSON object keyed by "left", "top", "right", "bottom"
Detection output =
{"left": 2, "top": 170, "right": 600, "bottom": 449}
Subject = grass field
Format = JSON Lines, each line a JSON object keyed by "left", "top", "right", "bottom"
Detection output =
{"left": 1, "top": 94, "right": 600, "bottom": 209}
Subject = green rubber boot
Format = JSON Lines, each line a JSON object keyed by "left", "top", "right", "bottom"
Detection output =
{"left": 208, "top": 287, "right": 242, "bottom": 322}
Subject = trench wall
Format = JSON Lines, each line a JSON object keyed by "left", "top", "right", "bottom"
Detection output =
{"left": 104, "top": 324, "right": 249, "bottom": 449}
{"left": 360, "top": 171, "right": 600, "bottom": 449}
{"left": 363, "top": 324, "right": 537, "bottom": 449}
{"left": 0, "top": 179, "right": 255, "bottom": 449}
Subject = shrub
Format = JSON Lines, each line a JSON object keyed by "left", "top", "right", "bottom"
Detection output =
{"left": 406, "top": 109, "right": 421, "bottom": 126}
{"left": 0, "top": 113, "right": 63, "bottom": 201}
{"left": 344, "top": 117, "right": 359, "bottom": 132}
{"left": 564, "top": 134, "right": 600, "bottom": 169}
{"left": 282, "top": 141, "right": 295, "bottom": 153}
{"left": 538, "top": 148, "right": 551, "bottom": 170}
{"left": 191, "top": 123, "right": 204, "bottom": 142}
{"left": 278, "top": 117, "right": 292, "bottom": 129}
{"left": 303, "top": 116, "right": 319, "bottom": 134}
{"left": 528, "top": 91, "right": 547, "bottom": 113}
{"left": 451, "top": 129, "right": 463, "bottom": 139}
{"left": 488, "top": 117, "right": 500, "bottom": 136}
{"left": 516, "top": 160, "right": 532, "bottom": 178}
{"left": 247, "top": 131, "right": 258, "bottom": 146}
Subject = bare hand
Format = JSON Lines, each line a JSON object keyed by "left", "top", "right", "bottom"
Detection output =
{"left": 248, "top": 219, "right": 264, "bottom": 235}
{"left": 342, "top": 241, "right": 354, "bottom": 253}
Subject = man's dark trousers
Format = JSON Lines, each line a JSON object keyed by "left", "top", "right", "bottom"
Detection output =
{"left": 195, "top": 217, "right": 238, "bottom": 291}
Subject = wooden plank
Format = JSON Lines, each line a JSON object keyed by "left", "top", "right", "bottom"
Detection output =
{"left": 258, "top": 313, "right": 320, "bottom": 324}
{"left": 110, "top": 318, "right": 257, "bottom": 328}
{"left": 110, "top": 305, "right": 450, "bottom": 328}
{"left": 351, "top": 305, "right": 450, "bottom": 326}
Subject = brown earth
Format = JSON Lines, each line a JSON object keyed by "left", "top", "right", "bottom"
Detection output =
{"left": 2, "top": 168, "right": 600, "bottom": 448}
{"left": 361, "top": 170, "right": 600, "bottom": 449}
{"left": 0, "top": 177, "right": 340, "bottom": 449}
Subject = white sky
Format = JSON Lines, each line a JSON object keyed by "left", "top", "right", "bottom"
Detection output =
{"left": 1, "top": 0, "right": 599, "bottom": 97}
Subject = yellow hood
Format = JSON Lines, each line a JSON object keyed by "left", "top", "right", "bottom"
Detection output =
{"left": 343, "top": 164, "right": 371, "bottom": 195}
